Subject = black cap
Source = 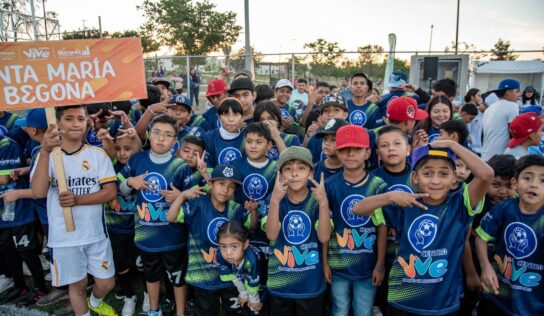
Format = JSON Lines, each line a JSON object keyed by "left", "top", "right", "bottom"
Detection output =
{"left": 209, "top": 164, "right": 242, "bottom": 184}
{"left": 139, "top": 84, "right": 162, "bottom": 109}
{"left": 228, "top": 78, "right": 255, "bottom": 94}
{"left": 316, "top": 119, "right": 350, "bottom": 138}
{"left": 153, "top": 79, "right": 171, "bottom": 89}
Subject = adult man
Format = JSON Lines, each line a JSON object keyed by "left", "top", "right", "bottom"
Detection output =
{"left": 289, "top": 79, "right": 309, "bottom": 108}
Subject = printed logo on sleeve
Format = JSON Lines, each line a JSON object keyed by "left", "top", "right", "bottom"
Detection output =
{"left": 388, "top": 184, "right": 413, "bottom": 193}
{"left": 428, "top": 133, "right": 440, "bottom": 143}
{"left": 218, "top": 147, "right": 242, "bottom": 164}
{"left": 267, "top": 145, "right": 279, "bottom": 160}
{"left": 282, "top": 210, "right": 311, "bottom": 245}
{"left": 349, "top": 110, "right": 367, "bottom": 127}
{"left": 170, "top": 140, "right": 180, "bottom": 154}
{"left": 408, "top": 214, "right": 439, "bottom": 253}
{"left": 340, "top": 194, "right": 370, "bottom": 227}
{"left": 505, "top": 222, "right": 537, "bottom": 259}
{"left": 243, "top": 173, "right": 268, "bottom": 200}
{"left": 85, "top": 129, "right": 103, "bottom": 147}
{"left": 207, "top": 217, "right": 228, "bottom": 245}
{"left": 280, "top": 109, "right": 291, "bottom": 119}
{"left": 142, "top": 172, "right": 167, "bottom": 202}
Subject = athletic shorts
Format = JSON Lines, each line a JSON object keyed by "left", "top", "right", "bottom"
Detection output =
{"left": 109, "top": 232, "right": 138, "bottom": 273}
{"left": 0, "top": 222, "right": 40, "bottom": 251}
{"left": 140, "top": 248, "right": 187, "bottom": 287}
{"left": 49, "top": 238, "right": 115, "bottom": 287}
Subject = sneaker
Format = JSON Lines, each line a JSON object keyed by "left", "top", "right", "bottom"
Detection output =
{"left": 114, "top": 285, "right": 126, "bottom": 300}
{"left": 141, "top": 291, "right": 150, "bottom": 313}
{"left": 122, "top": 295, "right": 137, "bottom": 316}
{"left": 17, "top": 288, "right": 46, "bottom": 307}
{"left": 161, "top": 299, "right": 174, "bottom": 316}
{"left": 0, "top": 275, "right": 14, "bottom": 293}
{"left": 22, "top": 262, "right": 32, "bottom": 276}
{"left": 36, "top": 287, "right": 69, "bottom": 306}
{"left": 88, "top": 299, "right": 118, "bottom": 316}
{"left": 40, "top": 255, "right": 50, "bottom": 270}
{"left": 147, "top": 310, "right": 162, "bottom": 316}
{"left": 45, "top": 272, "right": 52, "bottom": 282}
{"left": 373, "top": 306, "right": 383, "bottom": 316}
{"left": 0, "top": 287, "right": 30, "bottom": 304}
{"left": 53, "top": 303, "right": 75, "bottom": 316}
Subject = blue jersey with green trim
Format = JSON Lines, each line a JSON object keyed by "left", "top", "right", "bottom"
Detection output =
{"left": 278, "top": 103, "right": 297, "bottom": 122}
{"left": 106, "top": 161, "right": 136, "bottom": 234}
{"left": 118, "top": 151, "right": 186, "bottom": 252}
{"left": 476, "top": 198, "right": 544, "bottom": 316}
{"left": 201, "top": 129, "right": 245, "bottom": 168}
{"left": 307, "top": 133, "right": 324, "bottom": 164}
{"left": 265, "top": 192, "right": 326, "bottom": 299}
{"left": 170, "top": 126, "right": 204, "bottom": 155}
{"left": 313, "top": 160, "right": 342, "bottom": 182}
{"left": 267, "top": 133, "right": 300, "bottom": 161}
{"left": 325, "top": 172, "right": 387, "bottom": 280}
{"left": 201, "top": 107, "right": 220, "bottom": 131}
{"left": 177, "top": 196, "right": 245, "bottom": 290}
{"left": 176, "top": 163, "right": 207, "bottom": 191}
{"left": 347, "top": 100, "right": 382, "bottom": 129}
{"left": 217, "top": 246, "right": 261, "bottom": 294}
{"left": 383, "top": 186, "right": 481, "bottom": 315}
{"left": 0, "top": 112, "right": 18, "bottom": 136}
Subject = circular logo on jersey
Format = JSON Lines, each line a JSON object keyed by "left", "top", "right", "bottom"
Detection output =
{"left": 142, "top": 172, "right": 167, "bottom": 202}
{"left": 218, "top": 147, "right": 242, "bottom": 164}
{"left": 0, "top": 125, "right": 7, "bottom": 136}
{"left": 504, "top": 222, "right": 537, "bottom": 259}
{"left": 340, "top": 194, "right": 370, "bottom": 227}
{"left": 267, "top": 145, "right": 279, "bottom": 160}
{"left": 207, "top": 217, "right": 228, "bottom": 245}
{"left": 428, "top": 133, "right": 440, "bottom": 143}
{"left": 408, "top": 214, "right": 439, "bottom": 253}
{"left": 86, "top": 129, "right": 103, "bottom": 147}
{"left": 243, "top": 173, "right": 269, "bottom": 200}
{"left": 388, "top": 184, "right": 414, "bottom": 193}
{"left": 170, "top": 140, "right": 180, "bottom": 154}
{"left": 349, "top": 110, "right": 367, "bottom": 127}
{"left": 282, "top": 210, "right": 311, "bottom": 245}
{"left": 280, "top": 109, "right": 291, "bottom": 119}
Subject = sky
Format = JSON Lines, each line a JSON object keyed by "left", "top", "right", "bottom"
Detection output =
{"left": 44, "top": 0, "right": 544, "bottom": 60}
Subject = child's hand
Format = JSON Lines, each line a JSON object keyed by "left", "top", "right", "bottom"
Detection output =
{"left": 323, "top": 262, "right": 332, "bottom": 284}
{"left": 196, "top": 151, "right": 207, "bottom": 174}
{"left": 366, "top": 94, "right": 379, "bottom": 104}
{"left": 372, "top": 266, "right": 385, "bottom": 286}
{"left": 271, "top": 172, "right": 287, "bottom": 200}
{"left": 244, "top": 199, "right": 258, "bottom": 213}
{"left": 238, "top": 295, "right": 248, "bottom": 307}
{"left": 42, "top": 124, "right": 63, "bottom": 153}
{"left": 182, "top": 186, "right": 206, "bottom": 200}
{"left": 106, "top": 110, "right": 133, "bottom": 128}
{"left": 117, "top": 127, "right": 138, "bottom": 139}
{"left": 88, "top": 110, "right": 103, "bottom": 129}
{"left": 281, "top": 116, "right": 294, "bottom": 129}
{"left": 306, "top": 122, "right": 319, "bottom": 138}
{"left": 148, "top": 102, "right": 168, "bottom": 114}
{"left": 412, "top": 129, "right": 428, "bottom": 148}
{"left": 388, "top": 191, "right": 429, "bottom": 210}
{"left": 466, "top": 271, "right": 483, "bottom": 293}
{"left": 159, "top": 183, "right": 182, "bottom": 203}
{"left": 248, "top": 301, "right": 263, "bottom": 312}
{"left": 309, "top": 173, "right": 327, "bottom": 204}
{"left": 10, "top": 167, "right": 29, "bottom": 181}
{"left": 96, "top": 128, "right": 114, "bottom": 142}
{"left": 127, "top": 172, "right": 151, "bottom": 191}
{"left": 481, "top": 266, "right": 500, "bottom": 295}
{"left": 0, "top": 190, "right": 19, "bottom": 203}
{"left": 262, "top": 120, "right": 281, "bottom": 139}
{"left": 59, "top": 191, "right": 77, "bottom": 207}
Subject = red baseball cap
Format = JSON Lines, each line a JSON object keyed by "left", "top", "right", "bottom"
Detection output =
{"left": 507, "top": 112, "right": 543, "bottom": 148}
{"left": 387, "top": 97, "right": 428, "bottom": 121}
{"left": 335, "top": 125, "right": 370, "bottom": 149}
{"left": 206, "top": 79, "right": 227, "bottom": 97}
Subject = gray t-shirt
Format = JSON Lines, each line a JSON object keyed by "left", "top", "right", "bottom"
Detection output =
{"left": 504, "top": 146, "right": 528, "bottom": 159}
{"left": 481, "top": 99, "right": 519, "bottom": 161}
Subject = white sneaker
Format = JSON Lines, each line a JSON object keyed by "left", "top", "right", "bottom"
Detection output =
{"left": 22, "top": 262, "right": 32, "bottom": 276}
{"left": 40, "top": 255, "right": 50, "bottom": 270}
{"left": 142, "top": 291, "right": 150, "bottom": 313}
{"left": 373, "top": 306, "right": 383, "bottom": 316}
{"left": 122, "top": 295, "right": 137, "bottom": 316}
{"left": 45, "top": 272, "right": 52, "bottom": 282}
{"left": 0, "top": 275, "right": 14, "bottom": 293}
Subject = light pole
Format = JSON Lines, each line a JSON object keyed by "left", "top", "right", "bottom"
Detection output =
{"left": 454, "top": 0, "right": 460, "bottom": 54}
{"left": 244, "top": 0, "right": 251, "bottom": 72}
{"left": 429, "top": 24, "right": 434, "bottom": 55}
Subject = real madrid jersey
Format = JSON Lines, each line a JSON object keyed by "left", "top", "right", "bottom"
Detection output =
{"left": 177, "top": 196, "right": 246, "bottom": 290}
{"left": 118, "top": 151, "right": 187, "bottom": 252}
{"left": 382, "top": 185, "right": 482, "bottom": 315}
{"left": 325, "top": 172, "right": 387, "bottom": 280}
{"left": 201, "top": 128, "right": 245, "bottom": 168}
{"left": 347, "top": 100, "right": 382, "bottom": 129}
{"left": 45, "top": 144, "right": 116, "bottom": 247}
{"left": 476, "top": 199, "right": 544, "bottom": 316}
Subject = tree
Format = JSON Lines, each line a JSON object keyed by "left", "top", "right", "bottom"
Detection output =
{"left": 62, "top": 28, "right": 105, "bottom": 40}
{"left": 138, "top": 0, "right": 241, "bottom": 56}
{"left": 444, "top": 41, "right": 487, "bottom": 60}
{"left": 357, "top": 45, "right": 385, "bottom": 66}
{"left": 304, "top": 38, "right": 345, "bottom": 80}
{"left": 230, "top": 46, "right": 263, "bottom": 70}
{"left": 490, "top": 38, "right": 518, "bottom": 61}
{"left": 62, "top": 28, "right": 160, "bottom": 54}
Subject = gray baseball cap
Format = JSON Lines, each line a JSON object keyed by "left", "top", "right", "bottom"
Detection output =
{"left": 277, "top": 146, "right": 313, "bottom": 171}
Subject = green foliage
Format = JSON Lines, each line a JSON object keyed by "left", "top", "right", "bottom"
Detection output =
{"left": 490, "top": 38, "right": 518, "bottom": 61}
{"left": 61, "top": 28, "right": 160, "bottom": 54}
{"left": 230, "top": 46, "right": 263, "bottom": 70}
{"left": 304, "top": 38, "right": 345, "bottom": 65}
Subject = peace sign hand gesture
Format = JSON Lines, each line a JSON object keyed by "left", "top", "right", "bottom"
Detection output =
{"left": 271, "top": 172, "right": 288, "bottom": 200}
{"left": 388, "top": 191, "right": 430, "bottom": 210}
{"left": 309, "top": 173, "right": 327, "bottom": 204}
{"left": 196, "top": 151, "right": 207, "bottom": 174}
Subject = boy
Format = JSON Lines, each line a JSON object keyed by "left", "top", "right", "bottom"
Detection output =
{"left": 274, "top": 79, "right": 297, "bottom": 126}
{"left": 176, "top": 135, "right": 210, "bottom": 188}
{"left": 313, "top": 118, "right": 349, "bottom": 180}
{"left": 347, "top": 72, "right": 381, "bottom": 129}
{"left": 166, "top": 164, "right": 249, "bottom": 316}
{"left": 166, "top": 95, "right": 203, "bottom": 155}
{"left": 476, "top": 155, "right": 544, "bottom": 316}
{"left": 300, "top": 82, "right": 331, "bottom": 127}
{"left": 459, "top": 104, "right": 478, "bottom": 125}
{"left": 118, "top": 114, "right": 188, "bottom": 316}
{"left": 289, "top": 78, "right": 309, "bottom": 109}
{"left": 439, "top": 120, "right": 469, "bottom": 147}
{"left": 323, "top": 124, "right": 388, "bottom": 316}
{"left": 229, "top": 78, "right": 257, "bottom": 124}
{"left": 264, "top": 146, "right": 331, "bottom": 316}
{"left": 352, "top": 140, "right": 494, "bottom": 315}
{"left": 504, "top": 112, "right": 543, "bottom": 159}
{"left": 31, "top": 105, "right": 118, "bottom": 316}
{"left": 384, "top": 97, "right": 428, "bottom": 136}
{"left": 201, "top": 79, "right": 228, "bottom": 131}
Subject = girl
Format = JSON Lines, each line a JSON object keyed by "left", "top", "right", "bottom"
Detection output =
{"left": 414, "top": 96, "right": 453, "bottom": 143}
{"left": 217, "top": 221, "right": 263, "bottom": 315}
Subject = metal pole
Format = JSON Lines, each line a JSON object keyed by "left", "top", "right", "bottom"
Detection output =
{"left": 42, "top": 0, "right": 47, "bottom": 40}
{"left": 455, "top": 0, "right": 460, "bottom": 55}
{"left": 98, "top": 16, "right": 102, "bottom": 38}
{"left": 186, "top": 56, "right": 191, "bottom": 98}
{"left": 291, "top": 53, "right": 295, "bottom": 81}
{"left": 429, "top": 25, "right": 433, "bottom": 55}
{"left": 244, "top": 0, "right": 251, "bottom": 72}
{"left": 29, "top": 0, "right": 38, "bottom": 40}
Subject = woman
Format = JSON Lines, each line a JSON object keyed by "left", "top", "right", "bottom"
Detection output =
{"left": 189, "top": 67, "right": 201, "bottom": 108}
{"left": 414, "top": 96, "right": 453, "bottom": 143}
{"left": 519, "top": 85, "right": 540, "bottom": 108}
{"left": 464, "top": 88, "right": 482, "bottom": 105}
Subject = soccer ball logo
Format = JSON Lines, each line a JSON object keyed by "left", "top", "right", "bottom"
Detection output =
{"left": 416, "top": 219, "right": 436, "bottom": 246}
{"left": 288, "top": 215, "right": 305, "bottom": 237}
{"left": 207, "top": 217, "right": 228, "bottom": 245}
{"left": 280, "top": 109, "right": 291, "bottom": 119}
{"left": 224, "top": 151, "right": 237, "bottom": 163}
{"left": 504, "top": 222, "right": 537, "bottom": 259}
{"left": 267, "top": 146, "right": 279, "bottom": 160}
{"left": 340, "top": 195, "right": 370, "bottom": 227}
{"left": 283, "top": 211, "right": 311, "bottom": 245}
{"left": 347, "top": 199, "right": 366, "bottom": 221}
{"left": 219, "top": 148, "right": 241, "bottom": 164}
{"left": 244, "top": 174, "right": 267, "bottom": 200}
{"left": 350, "top": 111, "right": 367, "bottom": 126}
{"left": 146, "top": 176, "right": 161, "bottom": 195}
{"left": 508, "top": 227, "right": 528, "bottom": 253}
{"left": 408, "top": 214, "right": 439, "bottom": 253}
{"left": 142, "top": 172, "right": 167, "bottom": 202}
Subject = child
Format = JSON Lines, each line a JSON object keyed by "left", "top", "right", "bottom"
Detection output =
{"left": 166, "top": 164, "right": 249, "bottom": 316}
{"left": 346, "top": 72, "right": 381, "bottom": 129}
{"left": 176, "top": 135, "right": 210, "bottom": 187}
{"left": 201, "top": 98, "right": 246, "bottom": 167}
{"left": 352, "top": 140, "right": 494, "bottom": 315}
{"left": 439, "top": 120, "right": 469, "bottom": 147}
{"left": 228, "top": 78, "right": 257, "bottom": 124}
{"left": 313, "top": 118, "right": 349, "bottom": 181}
{"left": 264, "top": 146, "right": 331, "bottom": 316}
{"left": 31, "top": 105, "right": 118, "bottom": 316}
{"left": 201, "top": 79, "right": 228, "bottom": 131}
{"left": 118, "top": 114, "right": 188, "bottom": 316}
{"left": 0, "top": 110, "right": 19, "bottom": 135}
{"left": 165, "top": 94, "right": 204, "bottom": 154}
{"left": 217, "top": 221, "right": 263, "bottom": 315}
{"left": 476, "top": 155, "right": 544, "bottom": 316}
{"left": 322, "top": 125, "right": 388, "bottom": 316}
{"left": 384, "top": 97, "right": 428, "bottom": 135}
{"left": 504, "top": 112, "right": 543, "bottom": 159}
{"left": 273, "top": 79, "right": 297, "bottom": 127}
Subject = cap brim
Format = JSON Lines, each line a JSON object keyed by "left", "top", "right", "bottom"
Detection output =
{"left": 209, "top": 177, "right": 242, "bottom": 185}
{"left": 276, "top": 85, "right": 293, "bottom": 90}
{"left": 336, "top": 142, "right": 369, "bottom": 150}
{"left": 166, "top": 103, "right": 192, "bottom": 110}
{"left": 319, "top": 103, "right": 347, "bottom": 112}
{"left": 14, "top": 118, "right": 27, "bottom": 127}
{"left": 206, "top": 91, "right": 224, "bottom": 97}
{"left": 507, "top": 137, "right": 527, "bottom": 148}
{"left": 413, "top": 109, "right": 429, "bottom": 120}
{"left": 315, "top": 130, "right": 336, "bottom": 138}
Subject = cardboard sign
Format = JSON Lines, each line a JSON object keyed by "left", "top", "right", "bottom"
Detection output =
{"left": 0, "top": 38, "right": 147, "bottom": 110}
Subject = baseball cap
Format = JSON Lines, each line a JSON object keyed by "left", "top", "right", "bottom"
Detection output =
{"left": 411, "top": 144, "right": 456, "bottom": 171}
{"left": 484, "top": 92, "right": 499, "bottom": 106}
{"left": 234, "top": 69, "right": 253, "bottom": 80}
{"left": 386, "top": 71, "right": 407, "bottom": 88}
{"left": 507, "top": 112, "right": 543, "bottom": 148}
{"left": 275, "top": 79, "right": 294, "bottom": 90}
{"left": 15, "top": 108, "right": 47, "bottom": 129}
{"left": 228, "top": 78, "right": 255, "bottom": 94}
{"left": 316, "top": 119, "right": 349, "bottom": 138}
{"left": 168, "top": 94, "right": 192, "bottom": 110}
{"left": 335, "top": 125, "right": 370, "bottom": 149}
{"left": 521, "top": 105, "right": 542, "bottom": 116}
{"left": 206, "top": 79, "right": 228, "bottom": 97}
{"left": 319, "top": 94, "right": 347, "bottom": 112}
{"left": 387, "top": 96, "right": 428, "bottom": 121}
{"left": 277, "top": 146, "right": 313, "bottom": 171}
{"left": 153, "top": 79, "right": 171, "bottom": 89}
{"left": 497, "top": 79, "right": 520, "bottom": 91}
{"left": 139, "top": 84, "right": 162, "bottom": 108}
{"left": 209, "top": 164, "right": 242, "bottom": 184}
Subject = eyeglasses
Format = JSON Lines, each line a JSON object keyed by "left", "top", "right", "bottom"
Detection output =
{"left": 150, "top": 129, "right": 176, "bottom": 140}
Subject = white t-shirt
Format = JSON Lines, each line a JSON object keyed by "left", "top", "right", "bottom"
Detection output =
{"left": 289, "top": 90, "right": 308, "bottom": 107}
{"left": 481, "top": 99, "right": 519, "bottom": 161}
{"left": 45, "top": 145, "right": 116, "bottom": 248}
{"left": 504, "top": 146, "right": 528, "bottom": 159}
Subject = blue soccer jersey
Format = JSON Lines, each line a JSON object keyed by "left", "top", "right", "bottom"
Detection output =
{"left": 325, "top": 172, "right": 387, "bottom": 280}
{"left": 201, "top": 107, "right": 221, "bottom": 131}
{"left": 278, "top": 103, "right": 298, "bottom": 123}
{"left": 263, "top": 192, "right": 326, "bottom": 299}
{"left": 313, "top": 160, "right": 343, "bottom": 182}
{"left": 177, "top": 196, "right": 247, "bottom": 290}
{"left": 347, "top": 100, "right": 382, "bottom": 129}
{"left": 383, "top": 185, "right": 482, "bottom": 315}
{"left": 307, "top": 134, "right": 325, "bottom": 164}
{"left": 218, "top": 246, "right": 261, "bottom": 295}
{"left": 427, "top": 126, "right": 441, "bottom": 144}
{"left": 267, "top": 133, "right": 301, "bottom": 161}
{"left": 476, "top": 198, "right": 544, "bottom": 316}
{"left": 201, "top": 128, "right": 245, "bottom": 168}
{"left": 0, "top": 112, "right": 18, "bottom": 136}
{"left": 106, "top": 161, "right": 136, "bottom": 235}
{"left": 118, "top": 151, "right": 187, "bottom": 252}
{"left": 170, "top": 126, "right": 204, "bottom": 155}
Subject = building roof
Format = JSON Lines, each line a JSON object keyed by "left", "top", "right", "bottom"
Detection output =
{"left": 472, "top": 60, "right": 544, "bottom": 74}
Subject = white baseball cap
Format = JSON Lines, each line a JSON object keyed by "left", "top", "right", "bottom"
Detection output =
{"left": 275, "top": 79, "right": 294, "bottom": 90}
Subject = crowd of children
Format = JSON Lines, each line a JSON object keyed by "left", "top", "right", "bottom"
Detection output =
{"left": 0, "top": 71, "right": 541, "bottom": 316}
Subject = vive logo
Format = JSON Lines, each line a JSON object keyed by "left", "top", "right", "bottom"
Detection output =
{"left": 336, "top": 228, "right": 376, "bottom": 250}
{"left": 23, "top": 47, "right": 50, "bottom": 59}
{"left": 408, "top": 214, "right": 438, "bottom": 253}
{"left": 399, "top": 254, "right": 448, "bottom": 279}
{"left": 137, "top": 202, "right": 167, "bottom": 222}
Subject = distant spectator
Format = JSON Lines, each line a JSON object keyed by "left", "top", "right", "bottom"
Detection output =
{"left": 255, "top": 84, "right": 274, "bottom": 103}
{"left": 519, "top": 85, "right": 540, "bottom": 108}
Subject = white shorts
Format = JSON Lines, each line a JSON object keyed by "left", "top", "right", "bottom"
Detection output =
{"left": 50, "top": 238, "right": 115, "bottom": 287}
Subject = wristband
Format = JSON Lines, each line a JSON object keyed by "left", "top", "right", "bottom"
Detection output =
{"left": 147, "top": 108, "right": 155, "bottom": 115}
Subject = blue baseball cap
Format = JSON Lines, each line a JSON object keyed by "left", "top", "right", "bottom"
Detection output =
{"left": 386, "top": 70, "right": 408, "bottom": 88}
{"left": 521, "top": 105, "right": 542, "bottom": 116}
{"left": 168, "top": 94, "right": 192, "bottom": 110}
{"left": 411, "top": 144, "right": 456, "bottom": 170}
{"left": 15, "top": 108, "right": 47, "bottom": 129}
{"left": 497, "top": 79, "right": 520, "bottom": 91}
{"left": 209, "top": 164, "right": 242, "bottom": 184}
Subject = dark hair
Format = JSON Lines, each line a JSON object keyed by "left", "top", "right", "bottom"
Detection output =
{"left": 522, "top": 86, "right": 538, "bottom": 105}
{"left": 350, "top": 72, "right": 373, "bottom": 90}
{"left": 464, "top": 88, "right": 480, "bottom": 103}
{"left": 139, "top": 84, "right": 162, "bottom": 109}
{"left": 280, "top": 159, "right": 313, "bottom": 172}
{"left": 495, "top": 89, "right": 506, "bottom": 99}
{"left": 218, "top": 98, "right": 244, "bottom": 116}
{"left": 297, "top": 79, "right": 307, "bottom": 84}
{"left": 182, "top": 135, "right": 204, "bottom": 150}
{"left": 329, "top": 85, "right": 337, "bottom": 91}
{"left": 376, "top": 125, "right": 408, "bottom": 144}
{"left": 439, "top": 120, "right": 469, "bottom": 145}
{"left": 217, "top": 220, "right": 250, "bottom": 243}
{"left": 432, "top": 78, "right": 457, "bottom": 98}
{"left": 487, "top": 154, "right": 516, "bottom": 180}
{"left": 514, "top": 155, "right": 544, "bottom": 179}
{"left": 316, "top": 82, "right": 330, "bottom": 90}
{"left": 255, "top": 84, "right": 275, "bottom": 103}
{"left": 86, "top": 102, "right": 111, "bottom": 118}
{"left": 254, "top": 101, "right": 281, "bottom": 127}
{"left": 460, "top": 103, "right": 478, "bottom": 116}
{"left": 55, "top": 105, "right": 87, "bottom": 120}
{"left": 415, "top": 96, "right": 453, "bottom": 132}
{"left": 111, "top": 100, "right": 133, "bottom": 114}
{"left": 149, "top": 113, "right": 179, "bottom": 134}
{"left": 245, "top": 122, "right": 272, "bottom": 142}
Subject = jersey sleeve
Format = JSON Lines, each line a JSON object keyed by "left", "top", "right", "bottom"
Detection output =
{"left": 462, "top": 183, "right": 485, "bottom": 217}
{"left": 244, "top": 249, "right": 261, "bottom": 294}
{"left": 0, "top": 139, "right": 22, "bottom": 175}
{"left": 96, "top": 149, "right": 117, "bottom": 185}
{"left": 475, "top": 204, "right": 504, "bottom": 242}
{"left": 176, "top": 199, "right": 197, "bottom": 225}
{"left": 285, "top": 134, "right": 301, "bottom": 147}
{"left": 371, "top": 181, "right": 389, "bottom": 226}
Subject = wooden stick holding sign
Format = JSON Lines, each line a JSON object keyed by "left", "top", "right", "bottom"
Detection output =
{"left": 45, "top": 107, "right": 75, "bottom": 232}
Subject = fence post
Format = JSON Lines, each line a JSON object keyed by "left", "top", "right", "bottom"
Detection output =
{"left": 186, "top": 56, "right": 190, "bottom": 97}
{"left": 291, "top": 53, "right": 295, "bottom": 82}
